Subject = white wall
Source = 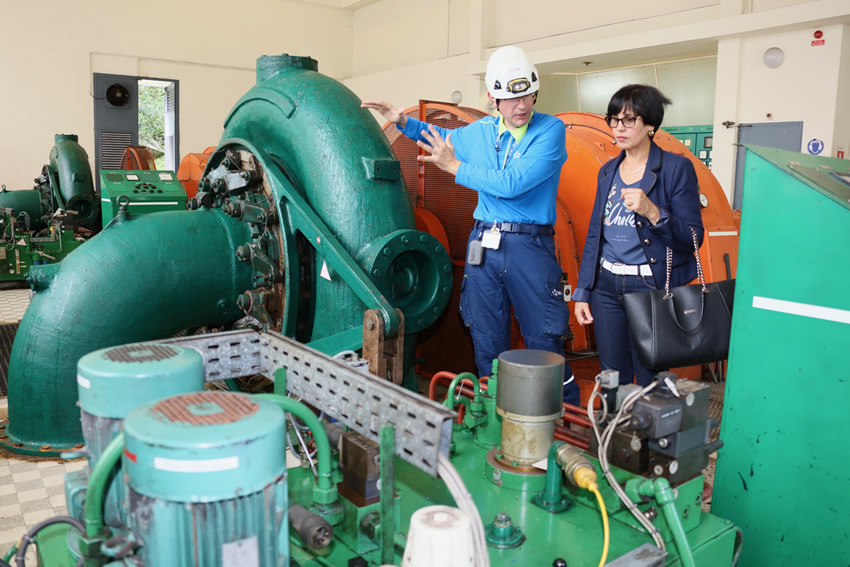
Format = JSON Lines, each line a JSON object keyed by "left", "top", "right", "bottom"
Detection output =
{"left": 0, "top": 0, "right": 353, "bottom": 189}
{"left": 833, "top": 25, "right": 850, "bottom": 158}
{"left": 711, "top": 24, "right": 848, "bottom": 197}
{"left": 347, "top": 0, "right": 850, "bottom": 203}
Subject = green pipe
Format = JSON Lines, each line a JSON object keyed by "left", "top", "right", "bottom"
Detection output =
{"left": 3, "top": 543, "right": 17, "bottom": 562}
{"left": 634, "top": 478, "right": 696, "bottom": 567}
{"left": 85, "top": 433, "right": 124, "bottom": 538}
{"left": 443, "top": 372, "right": 481, "bottom": 409}
{"left": 257, "top": 394, "right": 337, "bottom": 505}
{"left": 5, "top": 209, "right": 254, "bottom": 454}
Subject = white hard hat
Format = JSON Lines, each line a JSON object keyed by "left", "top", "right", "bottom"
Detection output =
{"left": 485, "top": 46, "right": 540, "bottom": 100}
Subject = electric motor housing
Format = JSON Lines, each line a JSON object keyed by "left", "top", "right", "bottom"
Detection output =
{"left": 122, "top": 391, "right": 289, "bottom": 566}
{"left": 69, "top": 343, "right": 204, "bottom": 528}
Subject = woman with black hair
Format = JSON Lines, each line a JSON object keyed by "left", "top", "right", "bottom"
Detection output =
{"left": 572, "top": 84, "right": 704, "bottom": 386}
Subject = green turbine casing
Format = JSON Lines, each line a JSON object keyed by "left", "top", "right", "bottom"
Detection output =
{"left": 4, "top": 209, "right": 253, "bottom": 453}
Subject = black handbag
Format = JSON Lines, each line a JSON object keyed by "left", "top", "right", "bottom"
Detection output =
{"left": 623, "top": 227, "right": 735, "bottom": 370}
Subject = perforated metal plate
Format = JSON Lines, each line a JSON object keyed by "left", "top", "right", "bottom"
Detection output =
{"left": 152, "top": 392, "right": 258, "bottom": 425}
{"left": 105, "top": 344, "right": 178, "bottom": 363}
{"left": 157, "top": 330, "right": 454, "bottom": 477}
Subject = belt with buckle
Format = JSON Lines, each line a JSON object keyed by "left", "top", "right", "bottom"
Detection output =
{"left": 600, "top": 259, "right": 652, "bottom": 276}
{"left": 474, "top": 220, "right": 553, "bottom": 235}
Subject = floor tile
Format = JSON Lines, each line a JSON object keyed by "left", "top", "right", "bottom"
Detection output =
{"left": 17, "top": 488, "right": 47, "bottom": 503}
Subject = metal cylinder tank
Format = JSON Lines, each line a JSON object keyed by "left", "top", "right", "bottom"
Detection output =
{"left": 495, "top": 350, "right": 565, "bottom": 467}
{"left": 69, "top": 343, "right": 204, "bottom": 528}
{"left": 122, "top": 391, "right": 288, "bottom": 566}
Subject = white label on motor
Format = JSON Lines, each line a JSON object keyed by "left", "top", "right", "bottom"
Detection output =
{"left": 222, "top": 536, "right": 259, "bottom": 567}
{"left": 153, "top": 456, "right": 239, "bottom": 473}
{"left": 158, "top": 172, "right": 173, "bottom": 181}
{"left": 77, "top": 375, "right": 91, "bottom": 389}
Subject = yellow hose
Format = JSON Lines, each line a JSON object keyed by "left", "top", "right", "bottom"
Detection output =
{"left": 590, "top": 486, "right": 610, "bottom": 567}
{"left": 573, "top": 467, "right": 609, "bottom": 567}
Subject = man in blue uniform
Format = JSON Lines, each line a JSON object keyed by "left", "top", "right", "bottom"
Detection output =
{"left": 362, "top": 45, "right": 578, "bottom": 405}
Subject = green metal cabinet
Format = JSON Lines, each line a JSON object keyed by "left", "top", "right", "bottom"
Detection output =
{"left": 664, "top": 125, "right": 713, "bottom": 168}
{"left": 99, "top": 170, "right": 187, "bottom": 227}
{"left": 712, "top": 145, "right": 850, "bottom": 566}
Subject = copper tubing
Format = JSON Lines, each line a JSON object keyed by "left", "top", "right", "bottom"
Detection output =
{"left": 554, "top": 425, "right": 590, "bottom": 450}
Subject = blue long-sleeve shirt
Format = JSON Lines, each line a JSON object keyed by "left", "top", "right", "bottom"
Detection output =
{"left": 399, "top": 113, "right": 567, "bottom": 226}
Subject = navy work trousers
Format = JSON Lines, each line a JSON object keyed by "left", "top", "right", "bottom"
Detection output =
{"left": 460, "top": 227, "right": 579, "bottom": 406}
{"left": 589, "top": 266, "right": 659, "bottom": 386}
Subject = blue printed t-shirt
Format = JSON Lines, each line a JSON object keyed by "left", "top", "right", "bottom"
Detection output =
{"left": 600, "top": 168, "right": 645, "bottom": 266}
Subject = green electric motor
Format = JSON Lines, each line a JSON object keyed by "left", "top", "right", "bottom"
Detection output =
{"left": 122, "top": 391, "right": 289, "bottom": 566}
{"left": 66, "top": 343, "right": 205, "bottom": 529}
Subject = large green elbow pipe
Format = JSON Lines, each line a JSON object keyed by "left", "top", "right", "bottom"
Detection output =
{"left": 4, "top": 209, "right": 253, "bottom": 454}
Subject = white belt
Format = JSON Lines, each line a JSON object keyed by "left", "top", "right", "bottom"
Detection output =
{"left": 600, "top": 259, "right": 652, "bottom": 276}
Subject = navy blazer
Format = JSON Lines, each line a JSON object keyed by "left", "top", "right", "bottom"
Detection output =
{"left": 572, "top": 141, "right": 704, "bottom": 303}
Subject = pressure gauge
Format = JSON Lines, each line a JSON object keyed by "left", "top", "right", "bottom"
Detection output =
{"left": 699, "top": 193, "right": 709, "bottom": 208}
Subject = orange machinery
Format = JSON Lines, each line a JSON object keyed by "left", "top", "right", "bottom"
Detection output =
{"left": 176, "top": 147, "right": 216, "bottom": 198}
{"left": 119, "top": 146, "right": 157, "bottom": 170}
{"left": 383, "top": 102, "right": 739, "bottom": 396}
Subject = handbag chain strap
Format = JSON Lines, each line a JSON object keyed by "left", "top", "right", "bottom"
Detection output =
{"left": 664, "top": 226, "right": 705, "bottom": 299}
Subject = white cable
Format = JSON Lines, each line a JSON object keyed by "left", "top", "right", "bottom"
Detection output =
{"left": 288, "top": 413, "right": 318, "bottom": 478}
{"left": 589, "top": 379, "right": 665, "bottom": 549}
{"left": 437, "top": 453, "right": 490, "bottom": 567}
{"left": 599, "top": 382, "right": 664, "bottom": 548}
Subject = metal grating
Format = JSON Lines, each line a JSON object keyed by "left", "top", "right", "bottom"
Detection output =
{"left": 152, "top": 391, "right": 258, "bottom": 425}
{"left": 158, "top": 330, "right": 263, "bottom": 380}
{"left": 157, "top": 330, "right": 455, "bottom": 477}
{"left": 104, "top": 344, "right": 178, "bottom": 363}
{"left": 101, "top": 131, "right": 133, "bottom": 170}
{"left": 261, "top": 332, "right": 454, "bottom": 477}
{"left": 0, "top": 323, "right": 18, "bottom": 396}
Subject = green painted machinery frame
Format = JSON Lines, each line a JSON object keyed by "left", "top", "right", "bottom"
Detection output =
{"left": 3, "top": 54, "right": 450, "bottom": 454}
{"left": 712, "top": 145, "right": 850, "bottom": 566}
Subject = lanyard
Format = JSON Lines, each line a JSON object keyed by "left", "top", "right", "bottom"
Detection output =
{"left": 499, "top": 136, "right": 516, "bottom": 170}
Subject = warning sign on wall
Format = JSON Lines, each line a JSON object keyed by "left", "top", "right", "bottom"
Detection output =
{"left": 812, "top": 39, "right": 825, "bottom": 46}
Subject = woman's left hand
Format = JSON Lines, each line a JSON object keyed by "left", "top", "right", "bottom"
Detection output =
{"left": 621, "top": 188, "right": 661, "bottom": 225}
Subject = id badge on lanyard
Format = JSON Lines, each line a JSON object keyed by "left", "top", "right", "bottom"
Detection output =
{"left": 481, "top": 224, "right": 501, "bottom": 249}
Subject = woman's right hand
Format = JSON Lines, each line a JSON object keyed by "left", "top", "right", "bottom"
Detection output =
{"left": 361, "top": 100, "right": 407, "bottom": 126}
{"left": 575, "top": 302, "right": 594, "bottom": 325}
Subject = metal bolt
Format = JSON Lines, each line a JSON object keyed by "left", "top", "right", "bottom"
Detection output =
{"left": 658, "top": 437, "right": 669, "bottom": 448}
{"left": 494, "top": 513, "right": 511, "bottom": 527}
{"left": 419, "top": 234, "right": 427, "bottom": 242}
{"left": 653, "top": 465, "right": 664, "bottom": 476}
{"left": 644, "top": 508, "right": 658, "bottom": 521}
{"left": 383, "top": 248, "right": 392, "bottom": 256}
{"left": 492, "top": 469, "right": 501, "bottom": 482}
{"left": 365, "top": 318, "right": 375, "bottom": 330}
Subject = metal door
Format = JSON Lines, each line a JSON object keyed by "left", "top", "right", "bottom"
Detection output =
{"left": 93, "top": 73, "right": 139, "bottom": 191}
{"left": 733, "top": 121, "right": 802, "bottom": 208}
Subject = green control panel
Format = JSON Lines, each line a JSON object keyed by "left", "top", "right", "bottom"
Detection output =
{"left": 100, "top": 170, "right": 187, "bottom": 228}
{"left": 664, "top": 125, "right": 714, "bottom": 169}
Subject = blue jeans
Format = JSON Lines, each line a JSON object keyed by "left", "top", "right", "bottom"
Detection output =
{"left": 460, "top": 228, "right": 579, "bottom": 406}
{"left": 590, "top": 266, "right": 660, "bottom": 386}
